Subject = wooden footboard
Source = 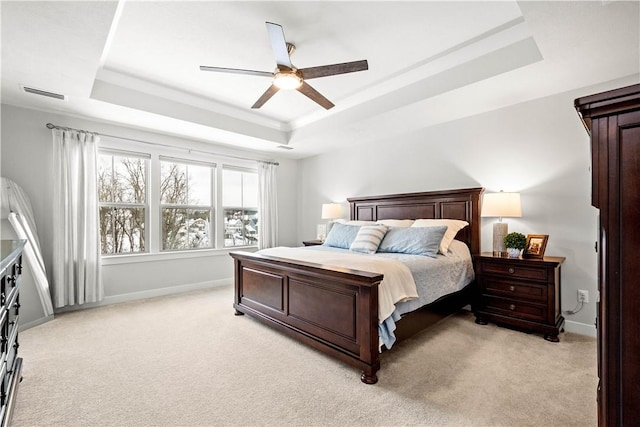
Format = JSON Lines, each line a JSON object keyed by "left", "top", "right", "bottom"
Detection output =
{"left": 231, "top": 251, "right": 384, "bottom": 384}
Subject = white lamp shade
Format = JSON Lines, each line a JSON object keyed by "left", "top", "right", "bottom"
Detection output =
{"left": 481, "top": 192, "right": 522, "bottom": 218}
{"left": 321, "top": 203, "right": 343, "bottom": 220}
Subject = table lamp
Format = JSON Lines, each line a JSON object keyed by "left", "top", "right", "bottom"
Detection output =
{"left": 320, "top": 203, "right": 343, "bottom": 240}
{"left": 481, "top": 191, "right": 522, "bottom": 256}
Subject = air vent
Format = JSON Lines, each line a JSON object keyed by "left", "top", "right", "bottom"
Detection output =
{"left": 21, "top": 85, "right": 66, "bottom": 100}
{"left": 277, "top": 145, "right": 293, "bottom": 150}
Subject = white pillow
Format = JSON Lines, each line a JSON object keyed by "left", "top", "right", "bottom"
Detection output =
{"left": 412, "top": 219, "right": 469, "bottom": 255}
{"left": 377, "top": 219, "right": 415, "bottom": 227}
{"left": 349, "top": 225, "right": 388, "bottom": 254}
{"left": 447, "top": 239, "right": 472, "bottom": 259}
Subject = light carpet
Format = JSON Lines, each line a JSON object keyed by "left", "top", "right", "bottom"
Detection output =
{"left": 12, "top": 285, "right": 597, "bottom": 426}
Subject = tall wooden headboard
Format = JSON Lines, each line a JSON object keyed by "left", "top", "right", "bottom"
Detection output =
{"left": 347, "top": 187, "right": 484, "bottom": 255}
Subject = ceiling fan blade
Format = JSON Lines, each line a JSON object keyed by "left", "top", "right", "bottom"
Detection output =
{"left": 297, "top": 81, "right": 335, "bottom": 110}
{"left": 299, "top": 60, "right": 369, "bottom": 80}
{"left": 251, "top": 84, "right": 280, "bottom": 109}
{"left": 265, "top": 22, "right": 292, "bottom": 68}
{"left": 200, "top": 66, "right": 273, "bottom": 78}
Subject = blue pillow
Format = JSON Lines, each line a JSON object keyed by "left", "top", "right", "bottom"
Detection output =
{"left": 377, "top": 226, "right": 448, "bottom": 257}
{"left": 323, "top": 223, "right": 361, "bottom": 249}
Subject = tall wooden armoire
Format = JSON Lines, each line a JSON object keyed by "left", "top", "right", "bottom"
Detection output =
{"left": 575, "top": 84, "right": 640, "bottom": 426}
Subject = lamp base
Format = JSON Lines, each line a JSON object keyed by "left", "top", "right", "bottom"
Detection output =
{"left": 316, "top": 224, "right": 327, "bottom": 242}
{"left": 492, "top": 222, "right": 508, "bottom": 257}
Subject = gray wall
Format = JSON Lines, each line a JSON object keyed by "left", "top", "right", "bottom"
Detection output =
{"left": 296, "top": 76, "right": 637, "bottom": 336}
{"left": 1, "top": 104, "right": 298, "bottom": 324}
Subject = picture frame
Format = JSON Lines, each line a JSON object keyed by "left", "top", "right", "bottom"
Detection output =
{"left": 524, "top": 234, "right": 549, "bottom": 259}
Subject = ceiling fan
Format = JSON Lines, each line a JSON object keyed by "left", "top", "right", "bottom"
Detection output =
{"left": 200, "top": 22, "right": 368, "bottom": 110}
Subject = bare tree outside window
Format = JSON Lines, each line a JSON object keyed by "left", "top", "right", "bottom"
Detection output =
{"left": 98, "top": 154, "right": 147, "bottom": 255}
{"left": 160, "top": 160, "right": 214, "bottom": 251}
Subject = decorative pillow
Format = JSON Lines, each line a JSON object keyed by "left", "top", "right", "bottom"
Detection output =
{"left": 377, "top": 226, "right": 447, "bottom": 257}
{"left": 349, "top": 225, "right": 388, "bottom": 254}
{"left": 411, "top": 219, "right": 469, "bottom": 255}
{"left": 323, "top": 223, "right": 361, "bottom": 249}
{"left": 377, "top": 219, "right": 415, "bottom": 227}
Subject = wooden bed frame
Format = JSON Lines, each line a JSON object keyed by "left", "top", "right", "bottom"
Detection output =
{"left": 230, "top": 187, "right": 483, "bottom": 384}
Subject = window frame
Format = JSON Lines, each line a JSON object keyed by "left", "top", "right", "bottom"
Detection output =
{"left": 222, "top": 166, "right": 259, "bottom": 248}
{"left": 158, "top": 156, "right": 216, "bottom": 252}
{"left": 97, "top": 137, "right": 259, "bottom": 262}
{"left": 98, "top": 148, "right": 150, "bottom": 256}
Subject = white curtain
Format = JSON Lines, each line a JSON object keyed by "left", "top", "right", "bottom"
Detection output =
{"left": 257, "top": 161, "right": 278, "bottom": 250}
{"left": 52, "top": 128, "right": 102, "bottom": 307}
{"left": 1, "top": 177, "right": 54, "bottom": 316}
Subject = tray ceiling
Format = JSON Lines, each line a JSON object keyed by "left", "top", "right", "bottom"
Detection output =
{"left": 2, "top": 1, "right": 638, "bottom": 158}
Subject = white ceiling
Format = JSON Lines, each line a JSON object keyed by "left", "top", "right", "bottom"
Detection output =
{"left": 2, "top": 1, "right": 638, "bottom": 159}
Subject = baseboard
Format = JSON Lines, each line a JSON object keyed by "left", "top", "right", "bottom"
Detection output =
{"left": 54, "top": 278, "right": 232, "bottom": 314}
{"left": 102, "top": 278, "right": 231, "bottom": 305}
{"left": 19, "top": 314, "right": 55, "bottom": 332}
{"left": 563, "top": 319, "right": 597, "bottom": 337}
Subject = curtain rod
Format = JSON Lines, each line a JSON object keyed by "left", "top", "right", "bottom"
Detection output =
{"left": 45, "top": 123, "right": 279, "bottom": 166}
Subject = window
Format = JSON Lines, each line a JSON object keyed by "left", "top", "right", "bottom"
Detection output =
{"left": 223, "top": 168, "right": 258, "bottom": 247}
{"left": 98, "top": 152, "right": 148, "bottom": 255}
{"left": 160, "top": 158, "right": 215, "bottom": 251}
{"left": 98, "top": 142, "right": 259, "bottom": 257}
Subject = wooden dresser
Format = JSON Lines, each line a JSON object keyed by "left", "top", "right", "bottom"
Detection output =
{"left": 0, "top": 240, "right": 24, "bottom": 427}
{"left": 473, "top": 253, "right": 565, "bottom": 342}
{"left": 575, "top": 83, "right": 640, "bottom": 426}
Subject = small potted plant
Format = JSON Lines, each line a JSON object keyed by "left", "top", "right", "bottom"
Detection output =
{"left": 503, "top": 232, "right": 526, "bottom": 258}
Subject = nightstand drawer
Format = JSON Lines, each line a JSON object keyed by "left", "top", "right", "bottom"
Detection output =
{"left": 481, "top": 261, "right": 548, "bottom": 281}
{"left": 483, "top": 296, "right": 546, "bottom": 322}
{"left": 481, "top": 278, "right": 547, "bottom": 303}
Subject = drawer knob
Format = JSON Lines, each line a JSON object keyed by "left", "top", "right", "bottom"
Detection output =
{"left": 509, "top": 285, "right": 515, "bottom": 292}
{"left": 509, "top": 304, "right": 516, "bottom": 311}
{"left": 508, "top": 267, "right": 515, "bottom": 274}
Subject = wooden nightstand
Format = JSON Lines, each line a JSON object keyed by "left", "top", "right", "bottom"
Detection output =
{"left": 302, "top": 239, "right": 323, "bottom": 246}
{"left": 473, "top": 253, "right": 565, "bottom": 342}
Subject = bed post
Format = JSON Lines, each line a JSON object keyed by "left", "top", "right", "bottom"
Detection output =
{"left": 233, "top": 257, "right": 245, "bottom": 316}
{"left": 359, "top": 282, "right": 380, "bottom": 384}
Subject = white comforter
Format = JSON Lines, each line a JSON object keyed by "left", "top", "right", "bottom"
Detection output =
{"left": 258, "top": 246, "right": 419, "bottom": 323}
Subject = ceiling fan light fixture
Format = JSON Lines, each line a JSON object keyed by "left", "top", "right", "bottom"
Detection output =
{"left": 200, "top": 22, "right": 367, "bottom": 109}
{"left": 273, "top": 71, "right": 302, "bottom": 90}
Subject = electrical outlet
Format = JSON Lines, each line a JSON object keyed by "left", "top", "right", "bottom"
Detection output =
{"left": 578, "top": 290, "right": 589, "bottom": 303}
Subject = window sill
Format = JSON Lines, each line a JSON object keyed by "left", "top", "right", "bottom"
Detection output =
{"left": 101, "top": 246, "right": 258, "bottom": 265}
